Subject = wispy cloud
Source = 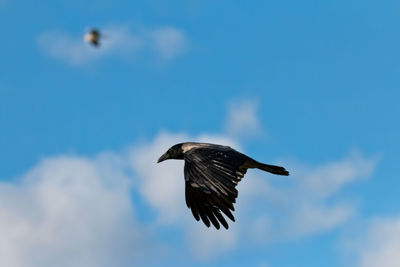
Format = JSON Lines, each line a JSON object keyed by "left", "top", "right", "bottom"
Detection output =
{"left": 151, "top": 27, "right": 187, "bottom": 61}
{"left": 229, "top": 151, "right": 377, "bottom": 244}
{"left": 225, "top": 100, "right": 262, "bottom": 138}
{"left": 347, "top": 217, "right": 400, "bottom": 267}
{"left": 37, "top": 25, "right": 187, "bottom": 66}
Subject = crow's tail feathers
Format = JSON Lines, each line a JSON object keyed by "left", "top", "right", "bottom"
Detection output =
{"left": 253, "top": 162, "right": 289, "bottom": 176}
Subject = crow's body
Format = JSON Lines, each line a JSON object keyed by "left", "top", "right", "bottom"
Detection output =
{"left": 84, "top": 29, "right": 101, "bottom": 46}
{"left": 157, "top": 142, "right": 289, "bottom": 229}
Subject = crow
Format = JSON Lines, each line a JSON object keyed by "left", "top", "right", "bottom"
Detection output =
{"left": 84, "top": 29, "right": 101, "bottom": 47}
{"left": 157, "top": 142, "right": 289, "bottom": 229}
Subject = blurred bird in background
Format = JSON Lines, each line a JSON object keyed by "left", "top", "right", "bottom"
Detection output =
{"left": 84, "top": 28, "right": 101, "bottom": 47}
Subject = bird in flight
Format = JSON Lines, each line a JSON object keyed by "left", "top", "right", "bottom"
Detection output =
{"left": 84, "top": 28, "right": 101, "bottom": 47}
{"left": 157, "top": 142, "right": 289, "bottom": 229}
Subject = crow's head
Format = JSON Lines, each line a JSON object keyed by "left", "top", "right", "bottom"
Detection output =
{"left": 157, "top": 143, "right": 184, "bottom": 163}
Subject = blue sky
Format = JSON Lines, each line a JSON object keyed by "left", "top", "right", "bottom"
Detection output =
{"left": 1, "top": 1, "right": 399, "bottom": 266}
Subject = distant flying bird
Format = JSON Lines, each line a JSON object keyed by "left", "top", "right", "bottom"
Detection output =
{"left": 84, "top": 29, "right": 101, "bottom": 47}
{"left": 157, "top": 142, "right": 289, "bottom": 229}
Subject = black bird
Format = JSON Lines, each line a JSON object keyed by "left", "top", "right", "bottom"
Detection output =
{"left": 157, "top": 142, "right": 289, "bottom": 229}
{"left": 84, "top": 29, "right": 101, "bottom": 47}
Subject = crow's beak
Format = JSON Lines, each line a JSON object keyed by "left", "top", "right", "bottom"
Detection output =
{"left": 157, "top": 152, "right": 169, "bottom": 163}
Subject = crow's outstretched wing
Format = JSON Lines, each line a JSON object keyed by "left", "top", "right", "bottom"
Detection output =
{"left": 184, "top": 146, "right": 249, "bottom": 229}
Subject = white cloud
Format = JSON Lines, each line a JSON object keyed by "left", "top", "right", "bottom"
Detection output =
{"left": 0, "top": 154, "right": 159, "bottom": 267}
{"left": 350, "top": 217, "right": 400, "bottom": 267}
{"left": 37, "top": 25, "right": 187, "bottom": 66}
{"left": 130, "top": 132, "right": 189, "bottom": 223}
{"left": 225, "top": 100, "right": 262, "bottom": 138}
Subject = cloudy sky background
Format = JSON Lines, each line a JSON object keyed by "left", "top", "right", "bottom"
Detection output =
{"left": 1, "top": 1, "right": 399, "bottom": 266}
